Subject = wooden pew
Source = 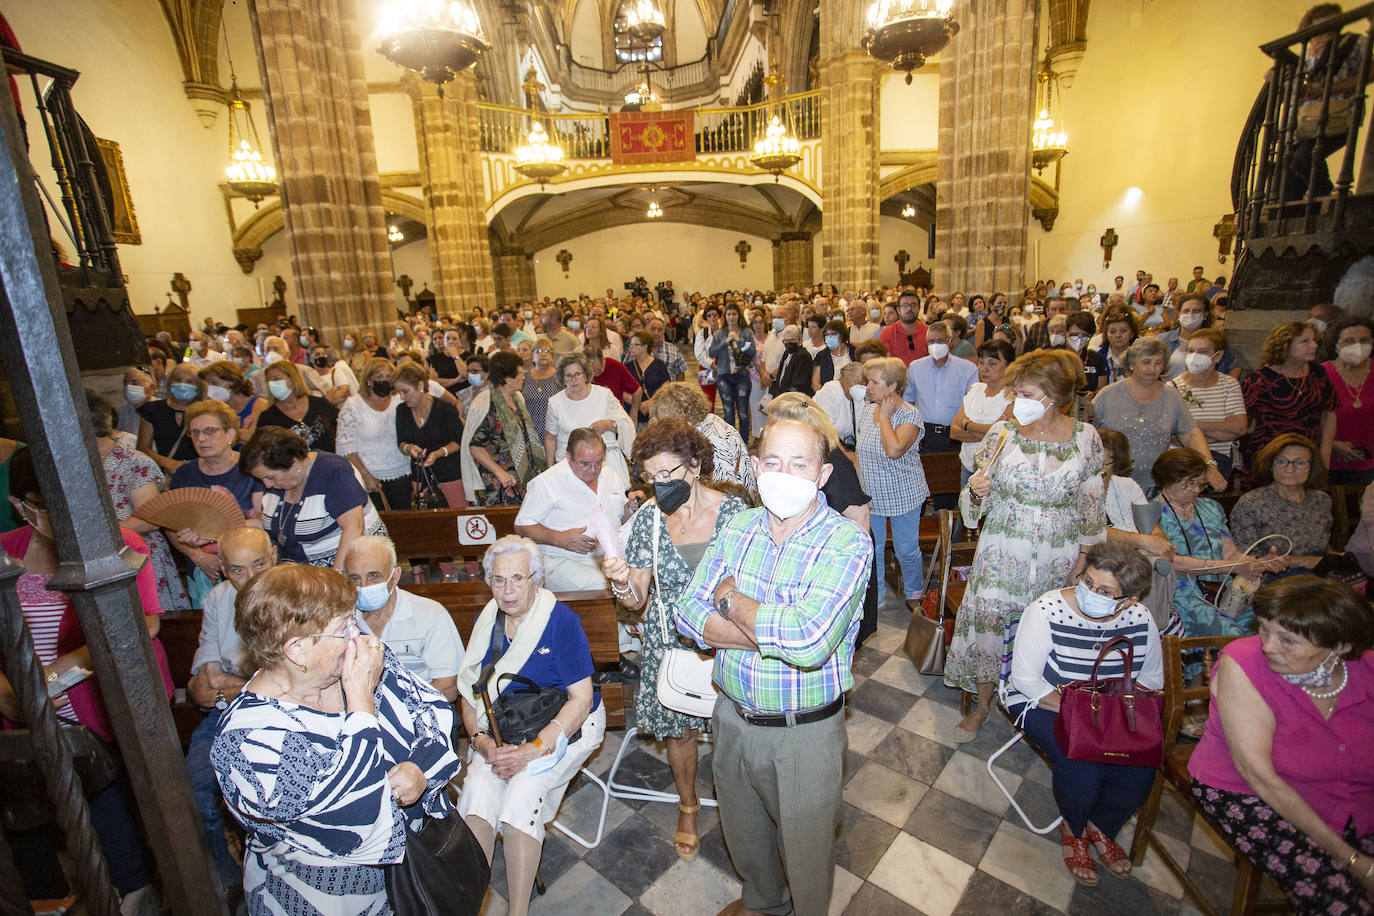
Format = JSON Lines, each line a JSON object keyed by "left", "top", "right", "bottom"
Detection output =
{"left": 380, "top": 506, "right": 521, "bottom": 567}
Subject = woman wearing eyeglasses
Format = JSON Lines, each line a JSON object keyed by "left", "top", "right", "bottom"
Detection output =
{"left": 520, "top": 337, "right": 563, "bottom": 439}
{"left": 1229, "top": 434, "right": 1333, "bottom": 576}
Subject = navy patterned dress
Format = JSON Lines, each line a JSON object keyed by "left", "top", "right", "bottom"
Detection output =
{"left": 212, "top": 649, "right": 460, "bottom": 916}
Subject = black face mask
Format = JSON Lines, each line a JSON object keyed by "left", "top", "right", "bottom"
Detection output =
{"left": 653, "top": 478, "right": 691, "bottom": 515}
{"left": 312, "top": 356, "right": 330, "bottom": 368}
{"left": 370, "top": 380, "right": 393, "bottom": 397}
{"left": 784, "top": 341, "right": 800, "bottom": 353}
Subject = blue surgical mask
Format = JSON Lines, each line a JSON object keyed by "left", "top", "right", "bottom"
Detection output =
{"left": 568, "top": 319, "right": 582, "bottom": 331}
{"left": 467, "top": 373, "right": 485, "bottom": 387}
{"left": 869, "top": 308, "right": 881, "bottom": 320}
{"left": 268, "top": 379, "right": 292, "bottom": 400}
{"left": 1075, "top": 582, "right": 1123, "bottom": 619}
{"left": 824, "top": 334, "right": 840, "bottom": 350}
{"left": 356, "top": 580, "right": 394, "bottom": 612}
{"left": 772, "top": 317, "right": 785, "bottom": 331}
{"left": 170, "top": 382, "right": 198, "bottom": 401}
{"left": 125, "top": 384, "right": 148, "bottom": 405}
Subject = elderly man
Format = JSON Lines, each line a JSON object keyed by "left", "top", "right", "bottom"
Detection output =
{"left": 676, "top": 419, "right": 872, "bottom": 916}
{"left": 846, "top": 300, "right": 880, "bottom": 344}
{"left": 768, "top": 325, "right": 814, "bottom": 397}
{"left": 341, "top": 535, "right": 463, "bottom": 701}
{"left": 540, "top": 307, "right": 581, "bottom": 356}
{"left": 185, "top": 526, "right": 276, "bottom": 896}
{"left": 185, "top": 330, "right": 222, "bottom": 369}
{"left": 1024, "top": 295, "right": 1069, "bottom": 351}
{"left": 877, "top": 289, "right": 929, "bottom": 365}
{"left": 514, "top": 428, "right": 630, "bottom": 592}
{"left": 647, "top": 317, "right": 687, "bottom": 381}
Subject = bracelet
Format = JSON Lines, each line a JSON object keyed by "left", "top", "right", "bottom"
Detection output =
{"left": 1347, "top": 851, "right": 1360, "bottom": 870}
{"left": 440, "top": 446, "right": 448, "bottom": 457}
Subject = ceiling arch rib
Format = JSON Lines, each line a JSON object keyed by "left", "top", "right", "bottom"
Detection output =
{"left": 233, "top": 191, "right": 427, "bottom": 251}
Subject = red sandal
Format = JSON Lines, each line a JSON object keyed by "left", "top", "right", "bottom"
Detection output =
{"left": 1085, "top": 826, "right": 1132, "bottom": 877}
{"left": 1060, "top": 824, "right": 1099, "bottom": 886}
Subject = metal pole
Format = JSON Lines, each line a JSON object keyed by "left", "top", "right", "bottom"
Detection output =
{"left": 0, "top": 59, "right": 227, "bottom": 916}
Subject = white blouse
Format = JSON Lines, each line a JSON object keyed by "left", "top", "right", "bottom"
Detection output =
{"left": 958, "top": 383, "right": 1012, "bottom": 471}
{"left": 335, "top": 395, "right": 409, "bottom": 480}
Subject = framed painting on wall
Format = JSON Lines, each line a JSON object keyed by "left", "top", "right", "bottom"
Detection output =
{"left": 95, "top": 137, "right": 141, "bottom": 245}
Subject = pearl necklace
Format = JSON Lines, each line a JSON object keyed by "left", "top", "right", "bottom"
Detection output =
{"left": 1302, "top": 660, "right": 1348, "bottom": 700}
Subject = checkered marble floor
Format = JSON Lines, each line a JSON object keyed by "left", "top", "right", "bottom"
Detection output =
{"left": 473, "top": 586, "right": 1249, "bottom": 916}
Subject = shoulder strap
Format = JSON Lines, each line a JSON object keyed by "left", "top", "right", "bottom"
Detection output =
{"left": 651, "top": 508, "right": 674, "bottom": 644}
{"left": 476, "top": 610, "right": 507, "bottom": 693}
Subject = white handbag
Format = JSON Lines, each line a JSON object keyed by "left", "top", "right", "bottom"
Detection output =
{"left": 651, "top": 508, "right": 719, "bottom": 719}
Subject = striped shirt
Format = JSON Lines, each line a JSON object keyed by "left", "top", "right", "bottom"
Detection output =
{"left": 674, "top": 497, "right": 873, "bottom": 714}
{"left": 855, "top": 400, "right": 929, "bottom": 515}
{"left": 1168, "top": 373, "right": 1246, "bottom": 460}
{"left": 1006, "top": 590, "right": 1163, "bottom": 713}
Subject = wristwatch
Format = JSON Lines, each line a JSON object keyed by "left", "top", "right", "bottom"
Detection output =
{"left": 716, "top": 589, "right": 739, "bottom": 620}
{"left": 214, "top": 690, "right": 228, "bottom": 711}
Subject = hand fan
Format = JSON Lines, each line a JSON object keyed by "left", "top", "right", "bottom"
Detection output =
{"left": 133, "top": 487, "right": 247, "bottom": 540}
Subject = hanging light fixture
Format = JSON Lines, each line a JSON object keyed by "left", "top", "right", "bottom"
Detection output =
{"left": 862, "top": 0, "right": 958, "bottom": 85}
{"left": 901, "top": 203, "right": 915, "bottom": 218}
{"left": 220, "top": 24, "right": 277, "bottom": 207}
{"left": 647, "top": 200, "right": 664, "bottom": 219}
{"left": 376, "top": 0, "right": 490, "bottom": 93}
{"left": 388, "top": 224, "right": 405, "bottom": 243}
{"left": 514, "top": 121, "right": 568, "bottom": 188}
{"left": 751, "top": 115, "right": 802, "bottom": 182}
{"left": 622, "top": 0, "right": 666, "bottom": 44}
{"left": 1031, "top": 60, "right": 1069, "bottom": 175}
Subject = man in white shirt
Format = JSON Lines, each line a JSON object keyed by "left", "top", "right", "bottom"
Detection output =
{"left": 515, "top": 429, "right": 630, "bottom": 592}
{"left": 813, "top": 361, "right": 867, "bottom": 448}
{"left": 762, "top": 305, "right": 790, "bottom": 374}
{"left": 846, "top": 300, "right": 881, "bottom": 344}
{"left": 341, "top": 535, "right": 463, "bottom": 700}
{"left": 185, "top": 526, "right": 275, "bottom": 895}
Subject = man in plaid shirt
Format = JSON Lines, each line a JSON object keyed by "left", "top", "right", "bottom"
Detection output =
{"left": 676, "top": 419, "right": 871, "bottom": 916}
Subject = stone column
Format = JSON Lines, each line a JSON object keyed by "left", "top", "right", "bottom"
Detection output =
{"left": 936, "top": 0, "right": 1038, "bottom": 296}
{"left": 492, "top": 244, "right": 537, "bottom": 305}
{"left": 818, "top": 0, "right": 882, "bottom": 291}
{"left": 773, "top": 232, "right": 814, "bottom": 290}
{"left": 411, "top": 74, "right": 498, "bottom": 316}
{"left": 247, "top": 0, "right": 395, "bottom": 342}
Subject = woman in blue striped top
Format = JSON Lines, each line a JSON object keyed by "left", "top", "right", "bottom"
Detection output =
{"left": 1006, "top": 542, "right": 1164, "bottom": 889}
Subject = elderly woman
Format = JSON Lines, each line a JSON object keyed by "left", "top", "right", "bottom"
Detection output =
{"left": 137, "top": 360, "right": 204, "bottom": 472}
{"left": 261, "top": 335, "right": 331, "bottom": 400}
{"left": 1242, "top": 321, "right": 1337, "bottom": 484}
{"left": 543, "top": 353, "right": 636, "bottom": 488}
{"left": 461, "top": 351, "right": 546, "bottom": 506}
{"left": 651, "top": 381, "right": 756, "bottom": 495}
{"left": 858, "top": 356, "right": 930, "bottom": 608}
{"left": 256, "top": 359, "right": 339, "bottom": 453}
{"left": 1, "top": 448, "right": 174, "bottom": 909}
{"left": 1151, "top": 449, "right": 1284, "bottom": 638}
{"left": 519, "top": 340, "right": 562, "bottom": 440}
{"left": 1189, "top": 576, "right": 1374, "bottom": 913}
{"left": 212, "top": 564, "right": 461, "bottom": 916}
{"left": 336, "top": 358, "right": 411, "bottom": 513}
{"left": 1166, "top": 327, "right": 1247, "bottom": 481}
{"left": 708, "top": 303, "right": 756, "bottom": 441}
{"left": 201, "top": 360, "right": 267, "bottom": 441}
{"left": 952, "top": 339, "right": 1014, "bottom": 487}
{"left": 946, "top": 350, "right": 1107, "bottom": 742}
{"left": 1093, "top": 336, "right": 1225, "bottom": 494}
{"left": 1007, "top": 543, "right": 1163, "bottom": 886}
{"left": 602, "top": 418, "right": 747, "bottom": 862}
{"left": 1229, "top": 434, "right": 1333, "bottom": 574}
{"left": 240, "top": 427, "right": 386, "bottom": 570}
{"left": 393, "top": 362, "right": 466, "bottom": 509}
{"left": 1322, "top": 317, "right": 1374, "bottom": 486}
{"left": 456, "top": 536, "right": 606, "bottom": 916}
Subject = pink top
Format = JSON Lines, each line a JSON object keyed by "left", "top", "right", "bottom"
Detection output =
{"left": 1189, "top": 636, "right": 1374, "bottom": 834}
{"left": 0, "top": 526, "right": 175, "bottom": 742}
{"left": 1322, "top": 359, "right": 1374, "bottom": 473}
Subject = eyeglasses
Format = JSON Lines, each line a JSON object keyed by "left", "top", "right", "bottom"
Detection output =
{"left": 188, "top": 427, "right": 226, "bottom": 439}
{"left": 563, "top": 371, "right": 587, "bottom": 381}
{"left": 1079, "top": 575, "right": 1123, "bottom": 600}
{"left": 642, "top": 462, "right": 684, "bottom": 484}
{"left": 311, "top": 619, "right": 360, "bottom": 641}
{"left": 1272, "top": 457, "right": 1311, "bottom": 470}
{"left": 490, "top": 574, "right": 531, "bottom": 590}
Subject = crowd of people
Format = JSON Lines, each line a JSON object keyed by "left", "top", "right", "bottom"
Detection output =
{"left": 0, "top": 268, "right": 1370, "bottom": 916}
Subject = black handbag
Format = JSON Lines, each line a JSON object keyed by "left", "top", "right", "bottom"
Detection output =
{"left": 411, "top": 459, "right": 449, "bottom": 510}
{"left": 385, "top": 812, "right": 491, "bottom": 916}
{"left": 476, "top": 612, "right": 581, "bottom": 746}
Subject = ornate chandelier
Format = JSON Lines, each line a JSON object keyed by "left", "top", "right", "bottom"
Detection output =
{"left": 622, "top": 0, "right": 666, "bottom": 44}
{"left": 514, "top": 121, "right": 568, "bottom": 188}
{"left": 1031, "top": 62, "right": 1069, "bottom": 174}
{"left": 647, "top": 200, "right": 663, "bottom": 219}
{"left": 751, "top": 115, "right": 802, "bottom": 182}
{"left": 224, "top": 79, "right": 277, "bottom": 206}
{"left": 862, "top": 0, "right": 958, "bottom": 84}
{"left": 388, "top": 224, "right": 404, "bottom": 243}
{"left": 901, "top": 203, "right": 915, "bottom": 218}
{"left": 376, "top": 0, "right": 490, "bottom": 92}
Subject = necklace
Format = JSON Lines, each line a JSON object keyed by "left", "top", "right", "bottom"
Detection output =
{"left": 1302, "top": 660, "right": 1347, "bottom": 700}
{"left": 1333, "top": 363, "right": 1369, "bottom": 409}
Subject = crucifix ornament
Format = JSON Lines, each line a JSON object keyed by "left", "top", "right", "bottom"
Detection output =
{"left": 894, "top": 249, "right": 910, "bottom": 275}
{"left": 1099, "top": 228, "right": 1119, "bottom": 270}
{"left": 735, "top": 240, "right": 751, "bottom": 269}
{"left": 556, "top": 249, "right": 573, "bottom": 276}
{"left": 1213, "top": 214, "right": 1236, "bottom": 264}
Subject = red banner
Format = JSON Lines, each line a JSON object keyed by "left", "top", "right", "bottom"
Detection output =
{"left": 609, "top": 111, "right": 695, "bottom": 164}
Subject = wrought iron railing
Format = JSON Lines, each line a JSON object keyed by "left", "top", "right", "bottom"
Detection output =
{"left": 1232, "top": 2, "right": 1374, "bottom": 246}
{"left": 476, "top": 90, "right": 822, "bottom": 160}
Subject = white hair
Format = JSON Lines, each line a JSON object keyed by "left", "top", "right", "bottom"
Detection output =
{"left": 481, "top": 535, "right": 545, "bottom": 586}
{"left": 339, "top": 535, "right": 397, "bottom": 572}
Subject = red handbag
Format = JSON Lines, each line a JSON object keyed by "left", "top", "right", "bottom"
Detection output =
{"left": 1053, "top": 634, "right": 1164, "bottom": 768}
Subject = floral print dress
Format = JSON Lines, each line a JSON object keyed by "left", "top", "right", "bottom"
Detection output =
{"left": 944, "top": 420, "right": 1106, "bottom": 692}
{"left": 623, "top": 494, "right": 747, "bottom": 739}
{"left": 102, "top": 441, "right": 189, "bottom": 611}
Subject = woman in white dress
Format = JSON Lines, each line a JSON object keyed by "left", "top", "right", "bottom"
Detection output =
{"left": 336, "top": 358, "right": 411, "bottom": 513}
{"left": 543, "top": 353, "right": 636, "bottom": 488}
{"left": 951, "top": 339, "right": 1014, "bottom": 488}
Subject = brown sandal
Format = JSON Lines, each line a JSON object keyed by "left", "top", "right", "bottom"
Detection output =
{"left": 1060, "top": 824, "right": 1098, "bottom": 886}
{"left": 675, "top": 801, "right": 701, "bottom": 862}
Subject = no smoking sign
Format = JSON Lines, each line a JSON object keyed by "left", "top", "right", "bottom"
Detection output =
{"left": 457, "top": 514, "right": 495, "bottom": 545}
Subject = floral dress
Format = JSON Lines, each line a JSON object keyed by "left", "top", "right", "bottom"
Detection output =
{"left": 102, "top": 441, "right": 189, "bottom": 611}
{"left": 944, "top": 421, "right": 1106, "bottom": 692}
{"left": 468, "top": 404, "right": 542, "bottom": 506}
{"left": 623, "top": 494, "right": 747, "bottom": 738}
{"left": 1159, "top": 497, "right": 1254, "bottom": 637}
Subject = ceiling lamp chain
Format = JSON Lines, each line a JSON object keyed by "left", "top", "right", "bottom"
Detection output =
{"left": 376, "top": 0, "right": 491, "bottom": 94}
{"left": 862, "top": 0, "right": 959, "bottom": 84}
{"left": 514, "top": 120, "right": 568, "bottom": 188}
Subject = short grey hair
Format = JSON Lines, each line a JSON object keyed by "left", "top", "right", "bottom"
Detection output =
{"left": 556, "top": 353, "right": 592, "bottom": 384}
{"left": 1122, "top": 336, "right": 1168, "bottom": 372}
{"left": 481, "top": 535, "right": 546, "bottom": 586}
{"left": 339, "top": 534, "right": 397, "bottom": 572}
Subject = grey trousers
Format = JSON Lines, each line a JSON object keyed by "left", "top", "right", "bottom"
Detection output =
{"left": 711, "top": 696, "right": 847, "bottom": 916}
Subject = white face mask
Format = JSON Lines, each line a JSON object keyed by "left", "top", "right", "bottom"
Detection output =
{"left": 756, "top": 471, "right": 820, "bottom": 520}
{"left": 927, "top": 342, "right": 950, "bottom": 361}
{"left": 1309, "top": 318, "right": 1328, "bottom": 334}
{"left": 1184, "top": 352, "right": 1214, "bottom": 374}
{"left": 207, "top": 384, "right": 231, "bottom": 402}
{"left": 264, "top": 351, "right": 284, "bottom": 365}
{"left": 1179, "top": 312, "right": 1205, "bottom": 330}
{"left": 1339, "top": 341, "right": 1372, "bottom": 364}
{"left": 1049, "top": 333, "right": 1066, "bottom": 347}
{"left": 849, "top": 384, "right": 867, "bottom": 402}
{"left": 1068, "top": 335, "right": 1087, "bottom": 352}
{"left": 1012, "top": 395, "right": 1049, "bottom": 426}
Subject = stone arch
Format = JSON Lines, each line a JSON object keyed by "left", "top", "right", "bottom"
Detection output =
{"left": 232, "top": 191, "right": 428, "bottom": 251}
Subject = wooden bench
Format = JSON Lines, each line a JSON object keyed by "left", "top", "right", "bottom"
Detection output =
{"left": 159, "top": 584, "right": 625, "bottom": 748}
{"left": 380, "top": 506, "right": 521, "bottom": 566}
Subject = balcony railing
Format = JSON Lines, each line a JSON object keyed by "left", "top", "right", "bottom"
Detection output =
{"left": 476, "top": 90, "right": 821, "bottom": 161}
